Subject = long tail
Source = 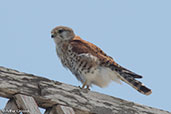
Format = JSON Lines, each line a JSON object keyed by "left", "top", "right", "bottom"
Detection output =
{"left": 109, "top": 63, "right": 152, "bottom": 95}
{"left": 119, "top": 74, "right": 152, "bottom": 95}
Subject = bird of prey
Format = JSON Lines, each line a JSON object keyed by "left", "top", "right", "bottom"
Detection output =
{"left": 51, "top": 26, "right": 152, "bottom": 95}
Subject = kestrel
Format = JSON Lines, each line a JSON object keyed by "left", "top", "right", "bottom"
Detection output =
{"left": 51, "top": 26, "right": 152, "bottom": 95}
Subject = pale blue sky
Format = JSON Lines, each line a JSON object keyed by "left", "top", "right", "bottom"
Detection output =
{"left": 0, "top": 0, "right": 171, "bottom": 113}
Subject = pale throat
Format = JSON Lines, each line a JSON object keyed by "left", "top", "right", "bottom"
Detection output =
{"left": 55, "top": 39, "right": 69, "bottom": 58}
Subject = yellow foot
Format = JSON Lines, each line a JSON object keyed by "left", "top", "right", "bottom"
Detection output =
{"left": 78, "top": 81, "right": 90, "bottom": 93}
{"left": 86, "top": 85, "right": 90, "bottom": 91}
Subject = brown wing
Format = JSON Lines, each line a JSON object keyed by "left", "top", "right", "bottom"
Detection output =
{"left": 70, "top": 36, "right": 142, "bottom": 79}
{"left": 70, "top": 36, "right": 110, "bottom": 58}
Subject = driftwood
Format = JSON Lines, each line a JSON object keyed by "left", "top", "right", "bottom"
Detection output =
{"left": 4, "top": 99, "right": 19, "bottom": 114}
{"left": 14, "top": 94, "right": 41, "bottom": 114}
{"left": 0, "top": 66, "right": 170, "bottom": 114}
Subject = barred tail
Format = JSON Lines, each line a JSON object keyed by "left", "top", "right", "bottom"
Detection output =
{"left": 120, "top": 75, "right": 152, "bottom": 95}
{"left": 108, "top": 62, "right": 152, "bottom": 95}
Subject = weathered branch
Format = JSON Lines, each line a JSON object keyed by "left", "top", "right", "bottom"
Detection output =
{"left": 0, "top": 66, "right": 170, "bottom": 114}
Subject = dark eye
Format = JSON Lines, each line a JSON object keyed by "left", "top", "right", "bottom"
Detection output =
{"left": 58, "top": 29, "right": 64, "bottom": 33}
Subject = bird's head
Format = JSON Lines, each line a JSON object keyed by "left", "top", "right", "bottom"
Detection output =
{"left": 51, "top": 26, "right": 75, "bottom": 44}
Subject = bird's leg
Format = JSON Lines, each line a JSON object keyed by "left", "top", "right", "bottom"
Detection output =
{"left": 81, "top": 80, "right": 87, "bottom": 89}
{"left": 78, "top": 80, "right": 90, "bottom": 93}
{"left": 86, "top": 85, "right": 90, "bottom": 91}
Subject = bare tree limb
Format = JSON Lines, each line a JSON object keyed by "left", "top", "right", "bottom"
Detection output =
{"left": 0, "top": 66, "right": 170, "bottom": 114}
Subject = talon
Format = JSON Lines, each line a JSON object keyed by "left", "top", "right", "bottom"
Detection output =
{"left": 86, "top": 85, "right": 90, "bottom": 91}
{"left": 78, "top": 81, "right": 91, "bottom": 93}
